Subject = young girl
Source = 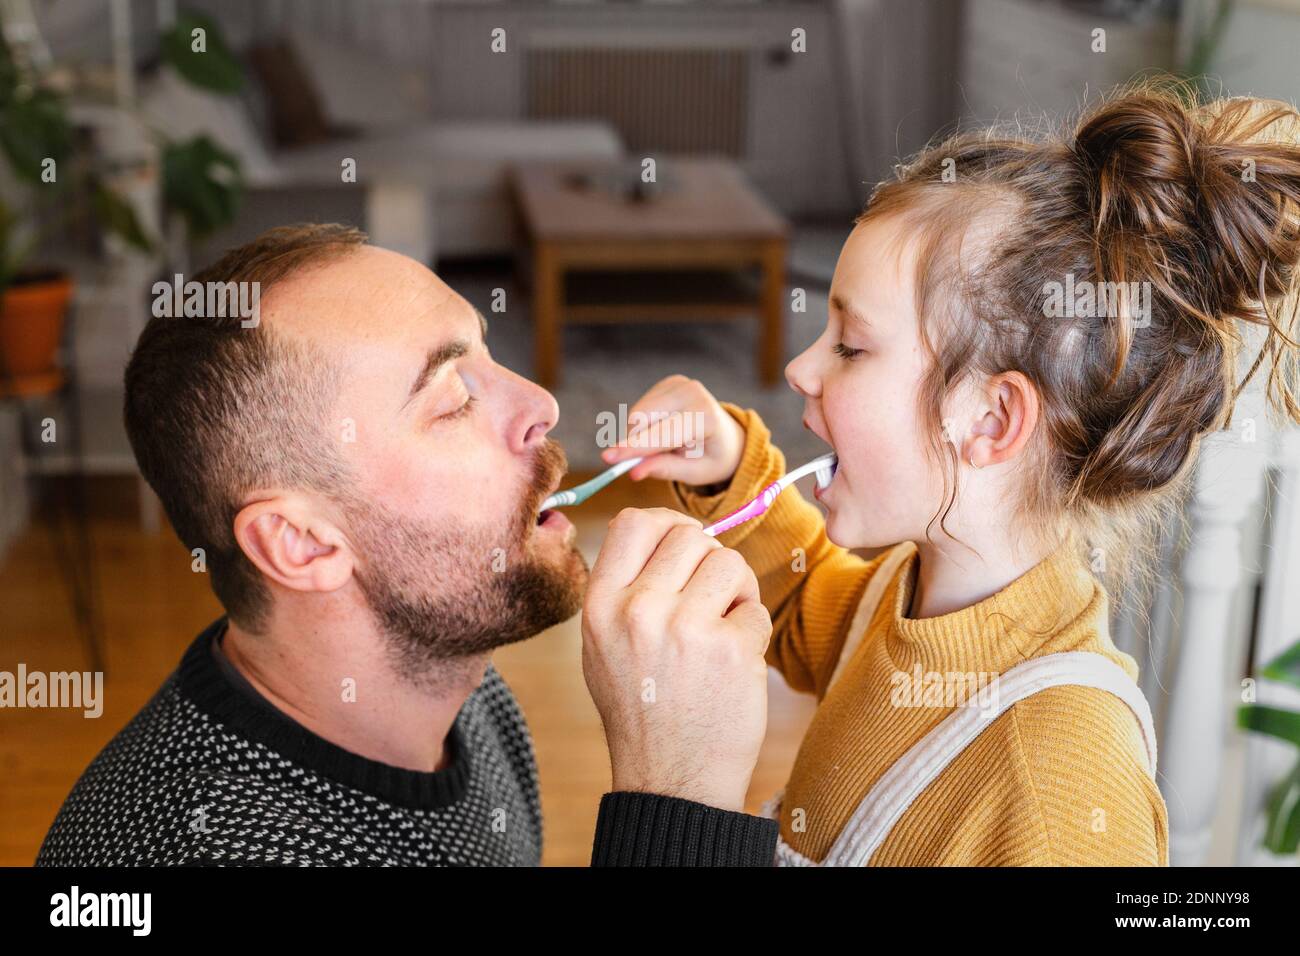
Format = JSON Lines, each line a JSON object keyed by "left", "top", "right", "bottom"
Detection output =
{"left": 600, "top": 83, "right": 1300, "bottom": 866}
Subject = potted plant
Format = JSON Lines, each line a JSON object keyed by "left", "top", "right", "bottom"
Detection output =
{"left": 0, "top": 6, "right": 246, "bottom": 397}
{"left": 1237, "top": 639, "right": 1300, "bottom": 861}
{"left": 0, "top": 13, "right": 149, "bottom": 396}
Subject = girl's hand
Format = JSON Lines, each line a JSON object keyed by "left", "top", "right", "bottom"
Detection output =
{"left": 601, "top": 375, "right": 745, "bottom": 488}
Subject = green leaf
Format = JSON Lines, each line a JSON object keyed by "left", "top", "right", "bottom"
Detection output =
{"left": 0, "top": 87, "right": 73, "bottom": 183}
{"left": 1238, "top": 704, "right": 1300, "bottom": 748}
{"left": 1263, "top": 760, "right": 1300, "bottom": 856}
{"left": 160, "top": 10, "right": 243, "bottom": 94}
{"left": 91, "top": 181, "right": 154, "bottom": 254}
{"left": 162, "top": 135, "right": 243, "bottom": 238}
{"left": 1260, "top": 638, "right": 1300, "bottom": 691}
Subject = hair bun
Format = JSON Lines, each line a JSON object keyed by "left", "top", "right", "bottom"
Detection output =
{"left": 1072, "top": 90, "right": 1300, "bottom": 333}
{"left": 1073, "top": 90, "right": 1200, "bottom": 191}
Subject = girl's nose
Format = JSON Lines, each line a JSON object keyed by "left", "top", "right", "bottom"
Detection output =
{"left": 786, "top": 345, "right": 821, "bottom": 398}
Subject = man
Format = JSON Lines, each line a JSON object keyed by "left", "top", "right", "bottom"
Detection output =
{"left": 36, "top": 224, "right": 776, "bottom": 866}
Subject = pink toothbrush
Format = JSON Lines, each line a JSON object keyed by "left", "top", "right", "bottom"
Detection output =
{"left": 703, "top": 453, "right": 837, "bottom": 537}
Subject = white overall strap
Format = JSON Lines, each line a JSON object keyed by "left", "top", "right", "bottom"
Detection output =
{"left": 769, "top": 543, "right": 912, "bottom": 866}
{"left": 825, "top": 544, "right": 914, "bottom": 693}
{"left": 820, "top": 650, "right": 1159, "bottom": 867}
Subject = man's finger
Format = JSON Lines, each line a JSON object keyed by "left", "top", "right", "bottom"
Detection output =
{"left": 590, "top": 507, "right": 702, "bottom": 592}
{"left": 679, "top": 547, "right": 760, "bottom": 619}
{"left": 723, "top": 598, "right": 773, "bottom": 658}
{"left": 636, "top": 524, "right": 721, "bottom": 594}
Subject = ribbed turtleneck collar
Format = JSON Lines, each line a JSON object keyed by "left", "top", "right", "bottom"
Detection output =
{"left": 885, "top": 536, "right": 1105, "bottom": 674}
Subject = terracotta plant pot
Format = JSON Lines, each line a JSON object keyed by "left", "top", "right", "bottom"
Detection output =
{"left": 0, "top": 270, "right": 74, "bottom": 394}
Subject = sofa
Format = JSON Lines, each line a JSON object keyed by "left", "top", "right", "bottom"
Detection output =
{"left": 141, "top": 30, "right": 623, "bottom": 267}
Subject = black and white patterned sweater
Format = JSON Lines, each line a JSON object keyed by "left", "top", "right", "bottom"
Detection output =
{"left": 36, "top": 619, "right": 542, "bottom": 866}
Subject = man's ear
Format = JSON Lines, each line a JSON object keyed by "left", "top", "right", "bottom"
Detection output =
{"left": 233, "top": 496, "right": 354, "bottom": 594}
{"left": 965, "top": 371, "right": 1040, "bottom": 469}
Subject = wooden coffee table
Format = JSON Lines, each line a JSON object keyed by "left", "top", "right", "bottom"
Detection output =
{"left": 511, "top": 158, "right": 789, "bottom": 387}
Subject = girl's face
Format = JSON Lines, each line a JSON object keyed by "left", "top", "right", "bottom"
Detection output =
{"left": 786, "top": 217, "right": 957, "bottom": 549}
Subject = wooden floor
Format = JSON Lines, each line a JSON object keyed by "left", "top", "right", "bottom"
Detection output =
{"left": 0, "top": 477, "right": 815, "bottom": 866}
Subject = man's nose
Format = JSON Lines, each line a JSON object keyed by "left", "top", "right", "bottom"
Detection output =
{"left": 505, "top": 369, "right": 559, "bottom": 452}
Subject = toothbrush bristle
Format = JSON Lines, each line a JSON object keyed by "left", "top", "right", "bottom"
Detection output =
{"left": 814, "top": 455, "right": 837, "bottom": 490}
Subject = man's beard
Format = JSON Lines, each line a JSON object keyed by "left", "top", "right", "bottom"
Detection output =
{"left": 345, "top": 440, "right": 586, "bottom": 682}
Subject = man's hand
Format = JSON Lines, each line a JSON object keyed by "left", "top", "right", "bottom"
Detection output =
{"left": 581, "top": 507, "right": 772, "bottom": 813}
{"left": 599, "top": 375, "right": 746, "bottom": 488}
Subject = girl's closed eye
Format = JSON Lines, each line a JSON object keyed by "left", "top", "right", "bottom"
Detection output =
{"left": 833, "top": 342, "right": 865, "bottom": 360}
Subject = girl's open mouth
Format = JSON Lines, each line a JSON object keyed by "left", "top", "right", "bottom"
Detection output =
{"left": 813, "top": 458, "right": 838, "bottom": 501}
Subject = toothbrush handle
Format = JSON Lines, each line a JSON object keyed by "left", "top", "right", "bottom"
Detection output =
{"left": 702, "top": 481, "right": 782, "bottom": 537}
{"left": 541, "top": 456, "right": 644, "bottom": 511}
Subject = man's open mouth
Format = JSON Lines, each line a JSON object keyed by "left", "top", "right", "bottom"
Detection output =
{"left": 534, "top": 477, "right": 563, "bottom": 526}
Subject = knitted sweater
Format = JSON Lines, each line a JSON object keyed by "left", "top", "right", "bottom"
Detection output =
{"left": 37, "top": 620, "right": 775, "bottom": 867}
{"left": 37, "top": 620, "right": 545, "bottom": 866}
{"left": 666, "top": 404, "right": 1169, "bottom": 866}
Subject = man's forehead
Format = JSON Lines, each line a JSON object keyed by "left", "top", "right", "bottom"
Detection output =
{"left": 258, "top": 246, "right": 479, "bottom": 347}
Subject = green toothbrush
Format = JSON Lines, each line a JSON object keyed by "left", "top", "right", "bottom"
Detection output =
{"left": 539, "top": 456, "right": 645, "bottom": 511}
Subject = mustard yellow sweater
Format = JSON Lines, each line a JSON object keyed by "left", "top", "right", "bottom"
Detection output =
{"left": 671, "top": 405, "right": 1169, "bottom": 866}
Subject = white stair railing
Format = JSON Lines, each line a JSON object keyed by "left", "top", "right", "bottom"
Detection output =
{"left": 1159, "top": 380, "right": 1270, "bottom": 866}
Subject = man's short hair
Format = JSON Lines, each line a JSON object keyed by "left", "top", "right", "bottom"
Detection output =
{"left": 124, "top": 223, "right": 367, "bottom": 630}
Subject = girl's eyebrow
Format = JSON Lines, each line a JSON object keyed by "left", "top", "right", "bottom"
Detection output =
{"left": 830, "top": 293, "right": 871, "bottom": 330}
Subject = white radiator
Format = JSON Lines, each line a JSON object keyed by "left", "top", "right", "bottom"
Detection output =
{"left": 526, "top": 42, "right": 749, "bottom": 157}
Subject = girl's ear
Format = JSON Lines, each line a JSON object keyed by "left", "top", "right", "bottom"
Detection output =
{"left": 233, "top": 496, "right": 354, "bottom": 594}
{"left": 966, "top": 371, "right": 1040, "bottom": 469}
